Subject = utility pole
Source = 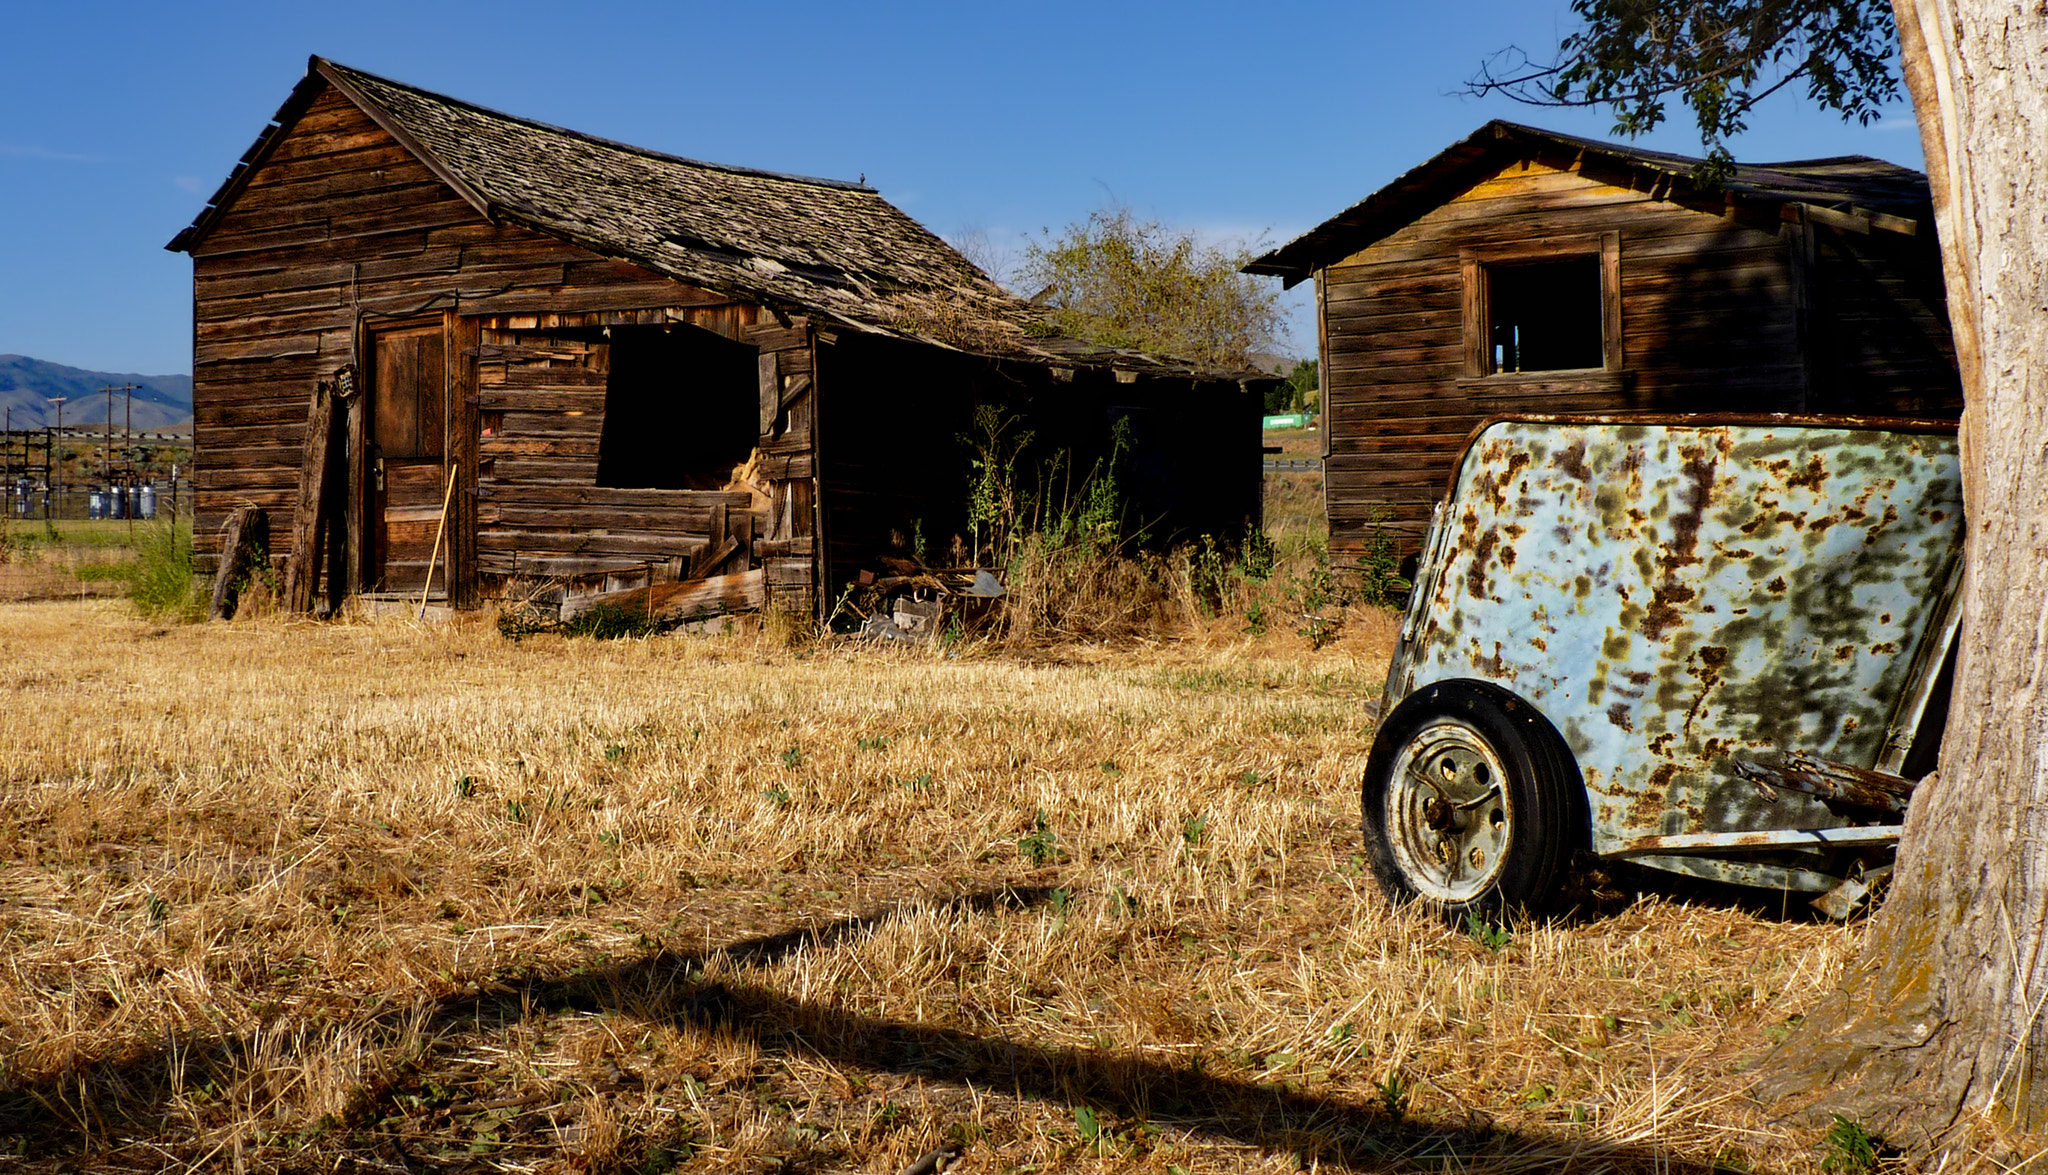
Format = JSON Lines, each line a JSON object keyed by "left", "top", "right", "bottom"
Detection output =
{"left": 48, "top": 396, "right": 66, "bottom": 516}
{"left": 96, "top": 384, "right": 138, "bottom": 521}
{"left": 125, "top": 386, "right": 134, "bottom": 537}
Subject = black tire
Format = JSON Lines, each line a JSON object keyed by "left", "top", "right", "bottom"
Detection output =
{"left": 1361, "top": 679, "right": 1584, "bottom": 917}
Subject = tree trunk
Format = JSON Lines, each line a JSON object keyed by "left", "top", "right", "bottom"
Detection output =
{"left": 1757, "top": 0, "right": 2048, "bottom": 1155}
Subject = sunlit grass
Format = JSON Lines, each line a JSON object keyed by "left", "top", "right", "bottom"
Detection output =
{"left": 0, "top": 599, "right": 1905, "bottom": 1172}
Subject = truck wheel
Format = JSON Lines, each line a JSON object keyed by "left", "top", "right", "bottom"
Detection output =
{"left": 1361, "top": 679, "right": 1582, "bottom": 916}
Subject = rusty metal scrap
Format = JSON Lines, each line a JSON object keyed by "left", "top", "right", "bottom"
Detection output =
{"left": 1384, "top": 414, "right": 1963, "bottom": 889}
{"left": 1732, "top": 751, "right": 1918, "bottom": 817}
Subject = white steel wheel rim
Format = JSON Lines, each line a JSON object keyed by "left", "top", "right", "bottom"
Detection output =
{"left": 1383, "top": 718, "right": 1514, "bottom": 903}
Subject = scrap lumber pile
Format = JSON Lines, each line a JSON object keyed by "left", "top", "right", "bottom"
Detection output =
{"left": 835, "top": 556, "right": 1006, "bottom": 644}
{"left": 559, "top": 568, "right": 767, "bottom": 628}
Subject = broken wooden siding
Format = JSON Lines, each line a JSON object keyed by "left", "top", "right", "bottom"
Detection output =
{"left": 187, "top": 81, "right": 770, "bottom": 604}
{"left": 1801, "top": 220, "right": 1960, "bottom": 418}
{"left": 748, "top": 321, "right": 821, "bottom": 618}
{"left": 470, "top": 328, "right": 780, "bottom": 617}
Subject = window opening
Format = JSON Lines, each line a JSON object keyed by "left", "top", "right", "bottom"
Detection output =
{"left": 1488, "top": 256, "right": 1603, "bottom": 373}
{"left": 597, "top": 326, "right": 758, "bottom": 490}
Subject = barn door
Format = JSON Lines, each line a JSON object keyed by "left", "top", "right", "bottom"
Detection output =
{"left": 369, "top": 323, "right": 449, "bottom": 595}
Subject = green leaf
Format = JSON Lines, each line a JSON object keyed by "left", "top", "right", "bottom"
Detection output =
{"left": 1074, "top": 1104, "right": 1100, "bottom": 1140}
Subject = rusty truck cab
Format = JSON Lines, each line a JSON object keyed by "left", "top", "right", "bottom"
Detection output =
{"left": 1364, "top": 415, "right": 1962, "bottom": 915}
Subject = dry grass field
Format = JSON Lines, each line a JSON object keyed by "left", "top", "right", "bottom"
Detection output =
{"left": 0, "top": 520, "right": 145, "bottom": 604}
{"left": 0, "top": 586, "right": 1950, "bottom": 1175}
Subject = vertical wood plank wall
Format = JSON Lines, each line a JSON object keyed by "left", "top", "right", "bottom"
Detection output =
{"left": 748, "top": 322, "right": 820, "bottom": 619}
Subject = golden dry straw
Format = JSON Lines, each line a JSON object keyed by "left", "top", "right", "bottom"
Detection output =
{"left": 0, "top": 598, "right": 2004, "bottom": 1173}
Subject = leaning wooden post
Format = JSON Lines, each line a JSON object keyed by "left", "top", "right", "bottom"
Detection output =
{"left": 208, "top": 505, "right": 269, "bottom": 621}
{"left": 282, "top": 376, "right": 338, "bottom": 612}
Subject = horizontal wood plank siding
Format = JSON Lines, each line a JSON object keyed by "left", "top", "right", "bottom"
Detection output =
{"left": 1808, "top": 226, "right": 1961, "bottom": 417}
{"left": 472, "top": 330, "right": 776, "bottom": 588}
{"left": 1322, "top": 154, "right": 1809, "bottom": 556}
{"left": 187, "top": 80, "right": 759, "bottom": 587}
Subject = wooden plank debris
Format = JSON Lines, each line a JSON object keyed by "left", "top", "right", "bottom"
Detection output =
{"left": 837, "top": 557, "right": 1007, "bottom": 644}
{"left": 557, "top": 568, "right": 766, "bottom": 625}
{"left": 282, "top": 365, "right": 355, "bottom": 612}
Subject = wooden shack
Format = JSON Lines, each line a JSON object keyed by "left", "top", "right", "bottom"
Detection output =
{"left": 170, "top": 57, "right": 1272, "bottom": 620}
{"left": 1244, "top": 120, "right": 1961, "bottom": 559}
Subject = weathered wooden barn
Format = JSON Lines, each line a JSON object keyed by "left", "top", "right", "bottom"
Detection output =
{"left": 170, "top": 57, "right": 1271, "bottom": 619}
{"left": 1244, "top": 120, "right": 1961, "bottom": 558}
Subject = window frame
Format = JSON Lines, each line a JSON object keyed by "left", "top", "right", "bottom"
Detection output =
{"left": 1459, "top": 232, "right": 1623, "bottom": 379}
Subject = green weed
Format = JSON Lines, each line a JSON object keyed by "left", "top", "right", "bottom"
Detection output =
{"left": 1018, "top": 809, "right": 1062, "bottom": 867}
{"left": 1377, "top": 1070, "right": 1410, "bottom": 1119}
{"left": 1820, "top": 1116, "right": 1878, "bottom": 1174}
{"left": 562, "top": 601, "right": 656, "bottom": 640}
{"left": 1358, "top": 504, "right": 1411, "bottom": 609}
{"left": 1465, "top": 910, "right": 1512, "bottom": 952}
{"left": 127, "top": 521, "right": 204, "bottom": 622}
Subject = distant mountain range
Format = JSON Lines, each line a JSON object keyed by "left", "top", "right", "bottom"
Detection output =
{"left": 0, "top": 355, "right": 193, "bottom": 432}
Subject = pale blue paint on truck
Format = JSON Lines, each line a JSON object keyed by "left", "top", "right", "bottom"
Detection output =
{"left": 1379, "top": 415, "right": 1963, "bottom": 894}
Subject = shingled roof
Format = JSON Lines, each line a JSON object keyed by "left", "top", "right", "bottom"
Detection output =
{"left": 1246, "top": 120, "right": 1933, "bottom": 286}
{"left": 170, "top": 57, "right": 1267, "bottom": 382}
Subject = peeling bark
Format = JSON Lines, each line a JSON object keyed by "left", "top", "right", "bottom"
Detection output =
{"left": 1758, "top": 0, "right": 2048, "bottom": 1156}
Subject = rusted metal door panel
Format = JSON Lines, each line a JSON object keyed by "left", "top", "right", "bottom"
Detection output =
{"left": 1388, "top": 417, "right": 1962, "bottom": 861}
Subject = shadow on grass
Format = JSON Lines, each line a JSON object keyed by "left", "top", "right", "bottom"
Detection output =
{"left": 0, "top": 883, "right": 1725, "bottom": 1173}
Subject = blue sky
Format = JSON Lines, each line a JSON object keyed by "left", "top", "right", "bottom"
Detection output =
{"left": 0, "top": 2, "right": 1922, "bottom": 375}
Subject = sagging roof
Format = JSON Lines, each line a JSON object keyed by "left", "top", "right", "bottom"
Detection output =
{"left": 1245, "top": 120, "right": 1933, "bottom": 286}
{"left": 169, "top": 57, "right": 1269, "bottom": 383}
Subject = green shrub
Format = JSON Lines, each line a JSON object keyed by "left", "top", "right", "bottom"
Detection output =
{"left": 1358, "top": 505, "right": 1411, "bottom": 609}
{"left": 1820, "top": 1116, "right": 1878, "bottom": 1175}
{"left": 127, "top": 522, "right": 205, "bottom": 622}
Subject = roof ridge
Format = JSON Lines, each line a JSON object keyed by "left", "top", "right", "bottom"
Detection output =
{"left": 1742, "top": 154, "right": 1910, "bottom": 169}
{"left": 1492, "top": 120, "right": 1914, "bottom": 176}
{"left": 1245, "top": 119, "right": 1930, "bottom": 283}
{"left": 315, "top": 56, "right": 878, "bottom": 194}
